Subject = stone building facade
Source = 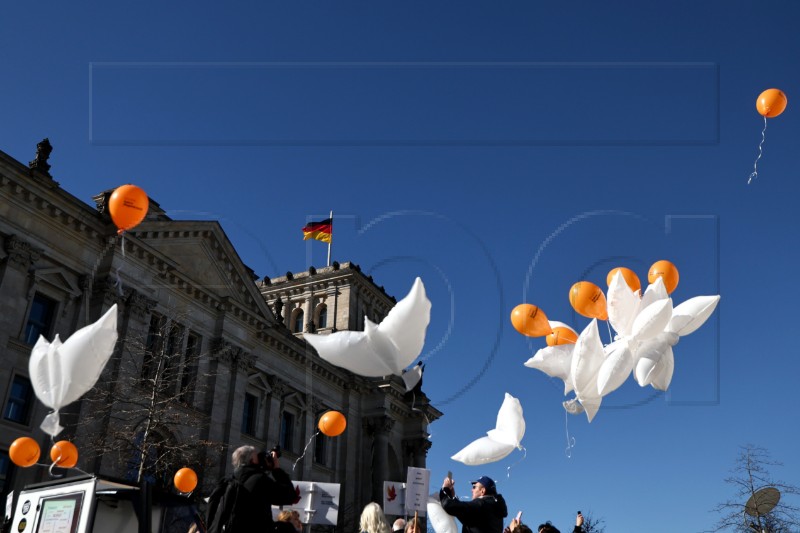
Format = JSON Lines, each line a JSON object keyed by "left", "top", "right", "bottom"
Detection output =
{"left": 0, "top": 141, "right": 441, "bottom": 528}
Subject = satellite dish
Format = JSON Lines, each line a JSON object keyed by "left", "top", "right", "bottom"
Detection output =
{"left": 744, "top": 487, "right": 780, "bottom": 517}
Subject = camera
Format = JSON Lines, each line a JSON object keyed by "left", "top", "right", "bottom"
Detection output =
{"left": 257, "top": 445, "right": 282, "bottom": 471}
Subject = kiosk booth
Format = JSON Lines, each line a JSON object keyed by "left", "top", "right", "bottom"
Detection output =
{"left": 4, "top": 475, "right": 199, "bottom": 533}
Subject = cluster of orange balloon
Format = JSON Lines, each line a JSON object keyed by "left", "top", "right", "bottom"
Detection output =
{"left": 318, "top": 410, "right": 347, "bottom": 437}
{"left": 512, "top": 260, "right": 680, "bottom": 338}
{"left": 174, "top": 467, "right": 199, "bottom": 493}
{"left": 9, "top": 437, "right": 80, "bottom": 469}
{"left": 749, "top": 88, "right": 788, "bottom": 184}
{"left": 518, "top": 258, "right": 720, "bottom": 423}
{"left": 108, "top": 184, "right": 149, "bottom": 234}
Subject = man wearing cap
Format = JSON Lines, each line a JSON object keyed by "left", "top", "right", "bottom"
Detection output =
{"left": 440, "top": 475, "right": 508, "bottom": 533}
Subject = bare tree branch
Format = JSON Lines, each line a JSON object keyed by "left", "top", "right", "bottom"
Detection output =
{"left": 708, "top": 445, "right": 800, "bottom": 533}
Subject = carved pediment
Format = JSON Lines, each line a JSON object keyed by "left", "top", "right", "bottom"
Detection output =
{"left": 131, "top": 221, "right": 277, "bottom": 325}
{"left": 33, "top": 267, "right": 81, "bottom": 297}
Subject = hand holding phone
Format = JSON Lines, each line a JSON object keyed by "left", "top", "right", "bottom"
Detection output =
{"left": 515, "top": 511, "right": 522, "bottom": 522}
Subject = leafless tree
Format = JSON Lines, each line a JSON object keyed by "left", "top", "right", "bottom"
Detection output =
{"left": 75, "top": 307, "right": 224, "bottom": 490}
{"left": 710, "top": 445, "right": 800, "bottom": 532}
{"left": 580, "top": 512, "right": 606, "bottom": 533}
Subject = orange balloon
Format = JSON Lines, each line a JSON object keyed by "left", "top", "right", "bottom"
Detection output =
{"left": 50, "top": 441, "right": 79, "bottom": 468}
{"left": 174, "top": 467, "right": 198, "bottom": 493}
{"left": 648, "top": 260, "right": 679, "bottom": 294}
{"left": 546, "top": 326, "right": 578, "bottom": 346}
{"left": 318, "top": 410, "right": 347, "bottom": 437}
{"left": 10, "top": 437, "right": 41, "bottom": 467}
{"left": 606, "top": 267, "right": 641, "bottom": 293}
{"left": 108, "top": 184, "right": 149, "bottom": 233}
{"left": 510, "top": 304, "right": 552, "bottom": 337}
{"left": 756, "top": 88, "right": 788, "bottom": 118}
{"left": 569, "top": 281, "right": 608, "bottom": 320}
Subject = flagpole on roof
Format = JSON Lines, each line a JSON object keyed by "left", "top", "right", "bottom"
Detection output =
{"left": 327, "top": 210, "right": 333, "bottom": 267}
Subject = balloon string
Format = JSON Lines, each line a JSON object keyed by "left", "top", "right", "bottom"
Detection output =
{"left": 564, "top": 411, "right": 576, "bottom": 458}
{"left": 292, "top": 430, "right": 319, "bottom": 472}
{"left": 748, "top": 115, "right": 768, "bottom": 184}
{"left": 505, "top": 445, "right": 527, "bottom": 479}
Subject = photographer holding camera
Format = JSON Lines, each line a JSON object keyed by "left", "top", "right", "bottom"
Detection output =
{"left": 206, "top": 445, "right": 297, "bottom": 533}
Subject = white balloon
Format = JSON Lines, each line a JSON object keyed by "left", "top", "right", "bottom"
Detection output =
{"left": 578, "top": 394, "right": 602, "bottom": 423}
{"left": 631, "top": 298, "right": 673, "bottom": 341}
{"left": 568, "top": 321, "right": 605, "bottom": 423}
{"left": 450, "top": 436, "right": 516, "bottom": 465}
{"left": 524, "top": 344, "right": 574, "bottom": 395}
{"left": 486, "top": 393, "right": 525, "bottom": 447}
{"left": 451, "top": 393, "right": 525, "bottom": 465}
{"left": 401, "top": 361, "right": 424, "bottom": 392}
{"left": 649, "top": 347, "right": 675, "bottom": 391}
{"left": 640, "top": 277, "right": 668, "bottom": 310}
{"left": 634, "top": 334, "right": 673, "bottom": 387}
{"left": 428, "top": 496, "right": 459, "bottom": 533}
{"left": 304, "top": 277, "right": 431, "bottom": 377}
{"left": 29, "top": 304, "right": 119, "bottom": 436}
{"left": 597, "top": 339, "right": 634, "bottom": 396}
{"left": 667, "top": 295, "right": 720, "bottom": 336}
{"left": 570, "top": 320, "right": 604, "bottom": 398}
{"left": 606, "top": 271, "right": 639, "bottom": 338}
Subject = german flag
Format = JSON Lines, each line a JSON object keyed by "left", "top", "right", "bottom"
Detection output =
{"left": 302, "top": 218, "right": 332, "bottom": 243}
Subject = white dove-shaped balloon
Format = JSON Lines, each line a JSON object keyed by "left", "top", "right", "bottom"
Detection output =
{"left": 451, "top": 393, "right": 525, "bottom": 465}
{"left": 427, "top": 495, "right": 459, "bottom": 533}
{"left": 304, "top": 277, "right": 431, "bottom": 378}
{"left": 29, "top": 304, "right": 119, "bottom": 436}
{"left": 524, "top": 271, "right": 720, "bottom": 422}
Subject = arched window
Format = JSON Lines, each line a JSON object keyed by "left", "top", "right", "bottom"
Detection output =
{"left": 293, "top": 310, "right": 304, "bottom": 333}
{"left": 317, "top": 305, "right": 328, "bottom": 329}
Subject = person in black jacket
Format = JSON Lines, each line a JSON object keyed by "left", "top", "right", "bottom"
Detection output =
{"left": 440, "top": 475, "right": 508, "bottom": 533}
{"left": 207, "top": 445, "right": 297, "bottom": 532}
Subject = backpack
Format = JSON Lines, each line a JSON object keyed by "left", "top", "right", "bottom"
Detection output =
{"left": 205, "top": 476, "right": 241, "bottom": 533}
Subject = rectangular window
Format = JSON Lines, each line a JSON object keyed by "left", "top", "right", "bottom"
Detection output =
{"left": 25, "top": 293, "right": 57, "bottom": 345}
{"left": 179, "top": 332, "right": 201, "bottom": 404}
{"left": 279, "top": 411, "right": 295, "bottom": 452}
{"left": 314, "top": 433, "right": 327, "bottom": 466}
{"left": 242, "top": 393, "right": 257, "bottom": 436}
{"left": 3, "top": 375, "right": 33, "bottom": 424}
{"left": 0, "top": 450, "right": 11, "bottom": 498}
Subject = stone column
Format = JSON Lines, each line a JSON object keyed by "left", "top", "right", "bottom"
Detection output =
{"left": 363, "top": 415, "right": 395, "bottom": 503}
{"left": 0, "top": 236, "right": 42, "bottom": 338}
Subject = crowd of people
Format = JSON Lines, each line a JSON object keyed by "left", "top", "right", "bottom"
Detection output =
{"left": 357, "top": 472, "right": 586, "bottom": 533}
{"left": 197, "top": 446, "right": 587, "bottom": 533}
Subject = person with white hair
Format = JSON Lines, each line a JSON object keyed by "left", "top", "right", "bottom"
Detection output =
{"left": 206, "top": 445, "right": 297, "bottom": 532}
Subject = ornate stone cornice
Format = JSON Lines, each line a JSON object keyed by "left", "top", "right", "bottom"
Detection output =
{"left": 269, "top": 376, "right": 289, "bottom": 398}
{"left": 3, "top": 235, "right": 42, "bottom": 269}
{"left": 362, "top": 415, "right": 395, "bottom": 436}
{"left": 403, "top": 437, "right": 432, "bottom": 457}
{"left": 210, "top": 338, "right": 251, "bottom": 371}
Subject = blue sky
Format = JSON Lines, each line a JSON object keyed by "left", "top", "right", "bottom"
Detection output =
{"left": 2, "top": 1, "right": 800, "bottom": 531}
